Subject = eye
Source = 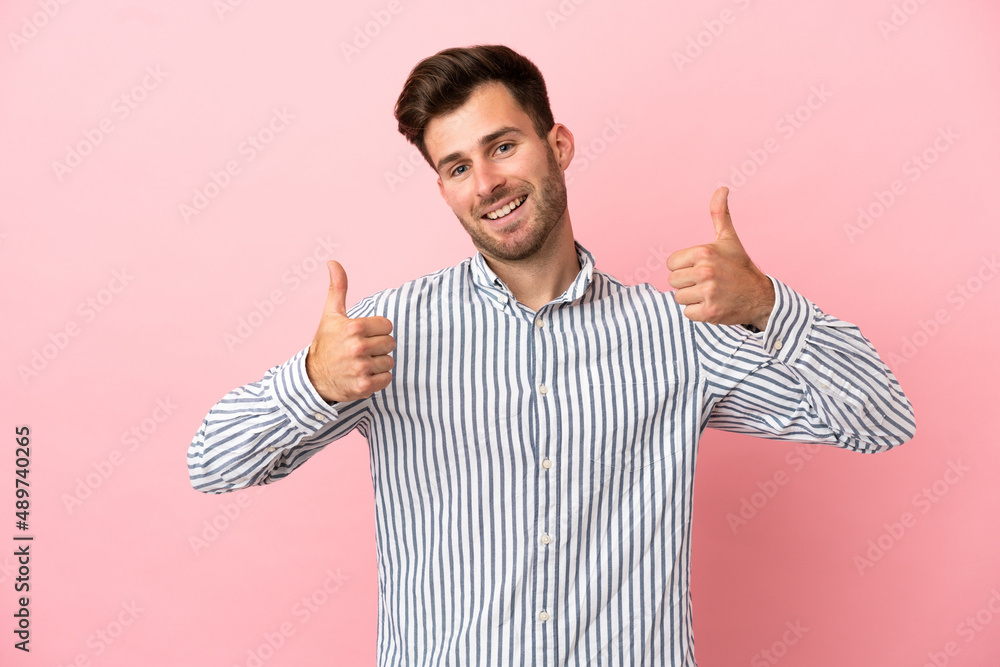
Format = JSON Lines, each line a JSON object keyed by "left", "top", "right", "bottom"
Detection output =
{"left": 451, "top": 164, "right": 468, "bottom": 177}
{"left": 495, "top": 142, "right": 514, "bottom": 154}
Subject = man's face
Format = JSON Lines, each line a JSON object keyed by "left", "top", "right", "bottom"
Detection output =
{"left": 424, "top": 82, "right": 569, "bottom": 262}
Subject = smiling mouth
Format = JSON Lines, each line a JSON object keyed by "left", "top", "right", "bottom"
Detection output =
{"left": 482, "top": 194, "right": 527, "bottom": 221}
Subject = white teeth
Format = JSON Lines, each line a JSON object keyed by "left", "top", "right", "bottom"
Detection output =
{"left": 486, "top": 195, "right": 526, "bottom": 220}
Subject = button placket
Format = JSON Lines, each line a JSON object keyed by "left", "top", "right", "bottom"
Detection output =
{"left": 533, "top": 310, "right": 556, "bottom": 632}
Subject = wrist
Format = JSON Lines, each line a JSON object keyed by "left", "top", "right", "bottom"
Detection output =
{"left": 305, "top": 344, "right": 325, "bottom": 394}
{"left": 749, "top": 274, "right": 775, "bottom": 332}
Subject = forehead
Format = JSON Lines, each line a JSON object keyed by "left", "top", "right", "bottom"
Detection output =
{"left": 424, "top": 82, "right": 535, "bottom": 166}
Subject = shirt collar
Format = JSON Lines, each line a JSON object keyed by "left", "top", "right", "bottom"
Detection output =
{"left": 470, "top": 240, "right": 595, "bottom": 306}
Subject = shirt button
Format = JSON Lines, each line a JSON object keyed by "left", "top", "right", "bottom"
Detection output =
{"left": 542, "top": 458, "right": 552, "bottom": 469}
{"left": 497, "top": 294, "right": 507, "bottom": 303}
{"left": 539, "top": 384, "right": 547, "bottom": 395}
{"left": 541, "top": 533, "right": 552, "bottom": 545}
{"left": 267, "top": 447, "right": 276, "bottom": 453}
{"left": 534, "top": 318, "right": 544, "bottom": 328}
{"left": 539, "top": 610, "right": 549, "bottom": 622}
{"left": 312, "top": 412, "right": 327, "bottom": 421}
{"left": 773, "top": 339, "right": 783, "bottom": 351}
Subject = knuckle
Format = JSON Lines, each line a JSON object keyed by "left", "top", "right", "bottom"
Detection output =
{"left": 363, "top": 374, "right": 386, "bottom": 394}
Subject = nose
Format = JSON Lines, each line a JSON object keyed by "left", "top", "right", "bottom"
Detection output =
{"left": 473, "top": 159, "right": 506, "bottom": 199}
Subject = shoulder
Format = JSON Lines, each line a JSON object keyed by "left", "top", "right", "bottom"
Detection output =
{"left": 358, "top": 257, "right": 472, "bottom": 314}
{"left": 589, "top": 269, "right": 683, "bottom": 314}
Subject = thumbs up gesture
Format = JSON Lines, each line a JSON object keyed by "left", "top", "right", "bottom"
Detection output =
{"left": 666, "top": 187, "right": 775, "bottom": 331}
{"left": 305, "top": 260, "right": 396, "bottom": 403}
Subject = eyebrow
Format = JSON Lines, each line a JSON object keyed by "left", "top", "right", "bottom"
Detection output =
{"left": 434, "top": 126, "right": 524, "bottom": 174}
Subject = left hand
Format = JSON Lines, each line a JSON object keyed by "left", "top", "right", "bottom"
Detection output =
{"left": 666, "top": 187, "right": 775, "bottom": 331}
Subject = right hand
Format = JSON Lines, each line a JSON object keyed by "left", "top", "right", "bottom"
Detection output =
{"left": 305, "top": 260, "right": 395, "bottom": 403}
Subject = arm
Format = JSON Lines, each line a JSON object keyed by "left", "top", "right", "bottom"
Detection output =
{"left": 188, "top": 275, "right": 390, "bottom": 494}
{"left": 667, "top": 187, "right": 914, "bottom": 450}
{"left": 187, "top": 345, "right": 374, "bottom": 494}
{"left": 693, "top": 276, "right": 916, "bottom": 451}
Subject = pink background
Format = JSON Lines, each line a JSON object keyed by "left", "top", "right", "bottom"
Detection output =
{"left": 2, "top": 0, "right": 999, "bottom": 665}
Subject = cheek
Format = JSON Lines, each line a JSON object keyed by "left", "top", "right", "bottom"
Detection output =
{"left": 443, "top": 188, "right": 473, "bottom": 216}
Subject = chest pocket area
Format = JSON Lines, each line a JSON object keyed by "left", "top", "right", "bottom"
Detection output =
{"left": 552, "top": 316, "right": 682, "bottom": 473}
{"left": 583, "top": 368, "right": 675, "bottom": 471}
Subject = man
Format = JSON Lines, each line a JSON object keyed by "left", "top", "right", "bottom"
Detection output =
{"left": 188, "top": 44, "right": 915, "bottom": 666}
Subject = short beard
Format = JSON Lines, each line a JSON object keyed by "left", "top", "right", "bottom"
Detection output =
{"left": 457, "top": 143, "right": 568, "bottom": 262}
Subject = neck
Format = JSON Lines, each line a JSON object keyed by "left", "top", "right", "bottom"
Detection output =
{"left": 481, "top": 216, "right": 579, "bottom": 312}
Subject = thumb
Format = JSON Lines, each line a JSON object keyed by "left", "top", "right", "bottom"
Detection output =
{"left": 325, "top": 260, "right": 349, "bottom": 317}
{"left": 710, "top": 186, "right": 738, "bottom": 241}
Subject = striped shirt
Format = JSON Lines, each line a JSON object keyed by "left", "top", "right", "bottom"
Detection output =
{"left": 188, "top": 240, "right": 915, "bottom": 666}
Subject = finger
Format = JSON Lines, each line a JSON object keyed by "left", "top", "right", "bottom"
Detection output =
{"left": 355, "top": 315, "right": 394, "bottom": 337}
{"left": 666, "top": 267, "right": 698, "bottom": 290}
{"left": 362, "top": 334, "right": 396, "bottom": 356}
{"left": 665, "top": 246, "right": 699, "bottom": 272}
{"left": 366, "top": 370, "right": 394, "bottom": 392}
{"left": 325, "top": 260, "right": 349, "bottom": 317}
{"left": 672, "top": 285, "right": 703, "bottom": 307}
{"left": 710, "top": 186, "right": 737, "bottom": 241}
{"left": 368, "top": 354, "right": 395, "bottom": 375}
{"left": 679, "top": 303, "right": 707, "bottom": 322}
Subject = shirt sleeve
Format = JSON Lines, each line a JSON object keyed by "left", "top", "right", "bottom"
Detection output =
{"left": 692, "top": 276, "right": 916, "bottom": 452}
{"left": 187, "top": 294, "right": 381, "bottom": 493}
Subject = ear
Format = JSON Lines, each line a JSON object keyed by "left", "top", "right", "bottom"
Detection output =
{"left": 547, "top": 123, "right": 575, "bottom": 172}
{"left": 437, "top": 175, "right": 445, "bottom": 200}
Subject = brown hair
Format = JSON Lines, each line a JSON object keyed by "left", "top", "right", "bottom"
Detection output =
{"left": 394, "top": 44, "right": 555, "bottom": 171}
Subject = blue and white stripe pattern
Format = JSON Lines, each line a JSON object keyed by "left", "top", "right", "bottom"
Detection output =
{"left": 188, "top": 240, "right": 915, "bottom": 666}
